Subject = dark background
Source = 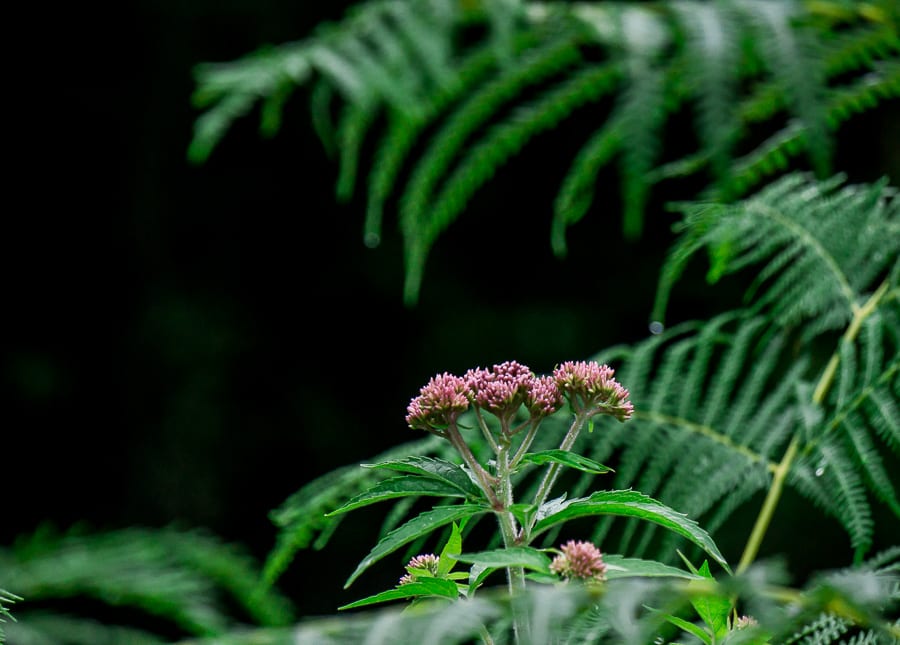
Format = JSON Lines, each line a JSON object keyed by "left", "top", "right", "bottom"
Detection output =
{"left": 6, "top": 0, "right": 899, "bottom": 619}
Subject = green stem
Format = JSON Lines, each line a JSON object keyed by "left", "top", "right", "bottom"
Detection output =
{"left": 474, "top": 407, "right": 500, "bottom": 454}
{"left": 525, "top": 411, "right": 588, "bottom": 537}
{"left": 446, "top": 423, "right": 500, "bottom": 508}
{"left": 496, "top": 439, "right": 529, "bottom": 644}
{"left": 736, "top": 280, "right": 890, "bottom": 574}
{"left": 510, "top": 420, "right": 541, "bottom": 470}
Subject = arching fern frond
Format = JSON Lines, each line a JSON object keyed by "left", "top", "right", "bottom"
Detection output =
{"left": 0, "top": 588, "right": 19, "bottom": 645}
{"left": 535, "top": 313, "right": 801, "bottom": 567}
{"left": 654, "top": 173, "right": 900, "bottom": 332}
{"left": 0, "top": 526, "right": 294, "bottom": 644}
{"left": 261, "top": 435, "right": 447, "bottom": 587}
{"left": 191, "top": 0, "right": 899, "bottom": 304}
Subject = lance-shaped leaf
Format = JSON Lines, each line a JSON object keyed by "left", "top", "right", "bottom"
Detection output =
{"left": 365, "top": 457, "right": 484, "bottom": 498}
{"left": 344, "top": 505, "right": 488, "bottom": 588}
{"left": 689, "top": 560, "right": 731, "bottom": 638}
{"left": 455, "top": 547, "right": 553, "bottom": 574}
{"left": 518, "top": 450, "right": 613, "bottom": 475}
{"left": 603, "top": 555, "right": 702, "bottom": 580}
{"left": 326, "top": 476, "right": 474, "bottom": 516}
{"left": 533, "top": 490, "right": 730, "bottom": 572}
{"left": 338, "top": 577, "right": 459, "bottom": 610}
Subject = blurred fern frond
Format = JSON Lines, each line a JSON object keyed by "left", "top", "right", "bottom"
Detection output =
{"left": 190, "top": 0, "right": 899, "bottom": 304}
{"left": 261, "top": 435, "right": 447, "bottom": 587}
{"left": 0, "top": 526, "right": 294, "bottom": 644}
{"left": 0, "top": 588, "right": 20, "bottom": 644}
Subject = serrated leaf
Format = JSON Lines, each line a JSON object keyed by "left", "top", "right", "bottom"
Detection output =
{"left": 344, "top": 505, "right": 488, "bottom": 588}
{"left": 365, "top": 457, "right": 483, "bottom": 498}
{"left": 455, "top": 547, "right": 553, "bottom": 573}
{"left": 327, "top": 476, "right": 475, "bottom": 517}
{"left": 519, "top": 450, "right": 614, "bottom": 475}
{"left": 338, "top": 577, "right": 459, "bottom": 610}
{"left": 690, "top": 560, "right": 732, "bottom": 638}
{"left": 603, "top": 554, "right": 701, "bottom": 580}
{"left": 533, "top": 490, "right": 730, "bottom": 572}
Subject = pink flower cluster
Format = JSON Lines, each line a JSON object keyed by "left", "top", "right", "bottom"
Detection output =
{"left": 398, "top": 553, "right": 441, "bottom": 585}
{"left": 550, "top": 540, "right": 607, "bottom": 582}
{"left": 405, "top": 373, "right": 471, "bottom": 430}
{"left": 464, "top": 360, "right": 533, "bottom": 417}
{"left": 554, "top": 361, "right": 633, "bottom": 421}
{"left": 406, "top": 360, "right": 632, "bottom": 430}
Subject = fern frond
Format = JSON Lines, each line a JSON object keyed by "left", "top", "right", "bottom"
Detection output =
{"left": 403, "top": 61, "right": 620, "bottom": 304}
{"left": 0, "top": 526, "right": 292, "bottom": 641}
{"left": 673, "top": 1, "right": 741, "bottom": 194}
{"left": 736, "top": 0, "right": 832, "bottom": 175}
{"left": 551, "top": 120, "right": 621, "bottom": 257}
{"left": 191, "top": 1, "right": 900, "bottom": 302}
{"left": 399, "top": 28, "right": 586, "bottom": 255}
{"left": 566, "top": 313, "right": 791, "bottom": 565}
{"left": 654, "top": 173, "right": 899, "bottom": 332}
{"left": 262, "top": 435, "right": 445, "bottom": 586}
{"left": 0, "top": 588, "right": 19, "bottom": 645}
{"left": 785, "top": 612, "right": 851, "bottom": 644}
{"left": 728, "top": 62, "right": 900, "bottom": 197}
{"left": 5, "top": 612, "right": 167, "bottom": 645}
{"left": 335, "top": 105, "right": 375, "bottom": 202}
{"left": 818, "top": 435, "right": 874, "bottom": 559}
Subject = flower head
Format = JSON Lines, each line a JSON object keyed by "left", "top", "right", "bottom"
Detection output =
{"left": 734, "top": 615, "right": 758, "bottom": 630}
{"left": 406, "top": 373, "right": 471, "bottom": 431}
{"left": 553, "top": 361, "right": 633, "bottom": 421}
{"left": 398, "top": 553, "right": 441, "bottom": 585}
{"left": 465, "top": 361, "right": 533, "bottom": 417}
{"left": 550, "top": 540, "right": 607, "bottom": 582}
{"left": 525, "top": 375, "right": 563, "bottom": 418}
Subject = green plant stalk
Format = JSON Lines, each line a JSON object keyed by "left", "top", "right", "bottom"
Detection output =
{"left": 496, "top": 438, "right": 530, "bottom": 644}
{"left": 737, "top": 279, "right": 891, "bottom": 574}
{"left": 509, "top": 420, "right": 540, "bottom": 470}
{"left": 525, "top": 411, "right": 589, "bottom": 538}
{"left": 446, "top": 423, "right": 501, "bottom": 509}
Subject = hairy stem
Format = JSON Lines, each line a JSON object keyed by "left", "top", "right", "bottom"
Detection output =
{"left": 510, "top": 420, "right": 541, "bottom": 470}
{"left": 525, "top": 411, "right": 588, "bottom": 537}
{"left": 496, "top": 440, "right": 529, "bottom": 644}
{"left": 737, "top": 280, "right": 890, "bottom": 573}
{"left": 446, "top": 423, "right": 500, "bottom": 508}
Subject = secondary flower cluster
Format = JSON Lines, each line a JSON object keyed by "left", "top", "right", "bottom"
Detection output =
{"left": 554, "top": 361, "right": 634, "bottom": 421}
{"left": 406, "top": 360, "right": 632, "bottom": 431}
{"left": 550, "top": 540, "right": 607, "bottom": 582}
{"left": 398, "top": 553, "right": 441, "bottom": 585}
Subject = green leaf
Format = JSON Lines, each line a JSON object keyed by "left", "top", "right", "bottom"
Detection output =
{"left": 603, "top": 555, "right": 701, "bottom": 580}
{"left": 455, "top": 547, "right": 553, "bottom": 574}
{"left": 690, "top": 561, "right": 732, "bottom": 638}
{"left": 365, "top": 457, "right": 483, "bottom": 498}
{"left": 326, "top": 476, "right": 472, "bottom": 516}
{"left": 338, "top": 577, "right": 459, "bottom": 610}
{"left": 344, "top": 505, "right": 487, "bottom": 588}
{"left": 437, "top": 522, "right": 462, "bottom": 577}
{"left": 533, "top": 490, "right": 731, "bottom": 573}
{"left": 518, "top": 450, "right": 614, "bottom": 475}
{"left": 653, "top": 608, "right": 712, "bottom": 644}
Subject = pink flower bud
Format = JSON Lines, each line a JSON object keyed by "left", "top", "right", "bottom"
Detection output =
{"left": 550, "top": 540, "right": 607, "bottom": 582}
{"left": 406, "top": 373, "right": 471, "bottom": 430}
{"left": 553, "top": 361, "right": 633, "bottom": 421}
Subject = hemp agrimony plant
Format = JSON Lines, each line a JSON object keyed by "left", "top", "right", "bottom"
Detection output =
{"left": 327, "top": 361, "right": 736, "bottom": 642}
